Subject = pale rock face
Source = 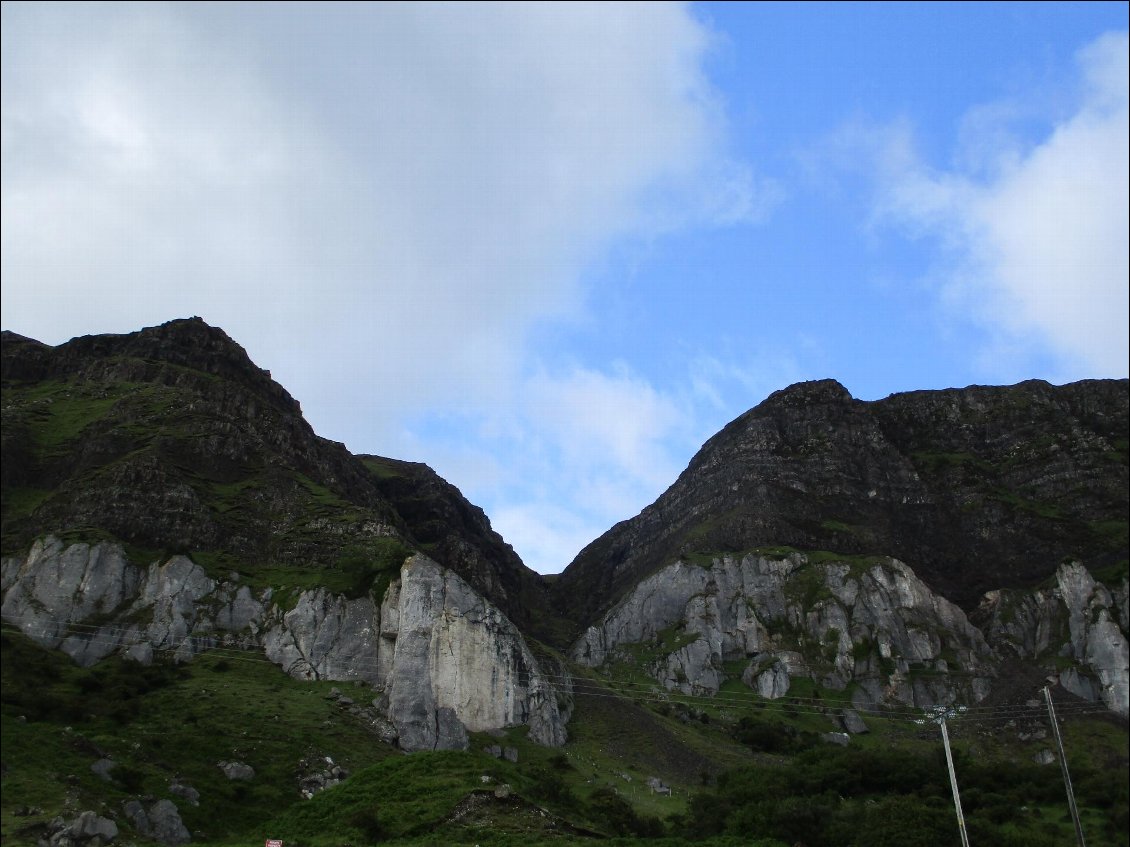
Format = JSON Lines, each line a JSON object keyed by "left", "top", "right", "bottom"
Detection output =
{"left": 1, "top": 537, "right": 143, "bottom": 665}
{"left": 979, "top": 561, "right": 1129, "bottom": 716}
{"left": 1056, "top": 563, "right": 1129, "bottom": 715}
{"left": 1, "top": 536, "right": 572, "bottom": 747}
{"left": 572, "top": 552, "right": 996, "bottom": 710}
{"left": 134, "top": 556, "right": 217, "bottom": 662}
{"left": 262, "top": 590, "right": 382, "bottom": 686}
{"left": 213, "top": 584, "right": 265, "bottom": 633}
{"left": 742, "top": 653, "right": 800, "bottom": 699}
{"left": 384, "top": 555, "right": 568, "bottom": 751}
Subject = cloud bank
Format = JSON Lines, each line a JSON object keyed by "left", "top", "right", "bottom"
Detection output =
{"left": 1, "top": 3, "right": 758, "bottom": 425}
{"left": 872, "top": 31, "right": 1129, "bottom": 380}
{"left": 2, "top": 3, "right": 763, "bottom": 571}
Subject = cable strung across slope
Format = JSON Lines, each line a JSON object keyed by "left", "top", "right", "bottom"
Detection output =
{"left": 3, "top": 618, "right": 1120, "bottom": 730}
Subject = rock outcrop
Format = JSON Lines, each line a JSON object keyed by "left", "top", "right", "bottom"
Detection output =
{"left": 978, "top": 561, "right": 1129, "bottom": 715}
{"left": 383, "top": 555, "right": 568, "bottom": 750}
{"left": 0, "top": 536, "right": 570, "bottom": 748}
{"left": 570, "top": 552, "right": 996, "bottom": 707}
{"left": 122, "top": 799, "right": 191, "bottom": 846}
{"left": 571, "top": 551, "right": 1128, "bottom": 715}
{"left": 40, "top": 811, "right": 119, "bottom": 847}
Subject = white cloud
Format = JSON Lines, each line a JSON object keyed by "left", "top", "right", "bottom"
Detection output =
{"left": 1, "top": 3, "right": 763, "bottom": 447}
{"left": 871, "top": 31, "right": 1129, "bottom": 380}
{"left": 444, "top": 353, "right": 805, "bottom": 573}
{"left": 450, "top": 363, "right": 697, "bottom": 571}
{"left": 2, "top": 3, "right": 771, "bottom": 574}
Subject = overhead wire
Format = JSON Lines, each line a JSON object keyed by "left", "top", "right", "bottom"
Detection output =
{"left": 3, "top": 617, "right": 1122, "bottom": 729}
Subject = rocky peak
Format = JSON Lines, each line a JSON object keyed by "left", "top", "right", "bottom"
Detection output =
{"left": 762, "top": 378, "right": 855, "bottom": 408}
{"left": 2, "top": 317, "right": 302, "bottom": 419}
{"left": 553, "top": 378, "right": 1128, "bottom": 638}
{"left": 1, "top": 320, "right": 547, "bottom": 624}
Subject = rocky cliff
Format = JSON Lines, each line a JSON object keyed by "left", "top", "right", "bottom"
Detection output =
{"left": 2, "top": 319, "right": 1127, "bottom": 739}
{"left": 553, "top": 378, "right": 1129, "bottom": 635}
{"left": 570, "top": 551, "right": 1128, "bottom": 717}
{"left": 0, "top": 535, "right": 570, "bottom": 750}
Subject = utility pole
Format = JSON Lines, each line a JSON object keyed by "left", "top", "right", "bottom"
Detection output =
{"left": 1044, "top": 686, "right": 1086, "bottom": 847}
{"left": 922, "top": 705, "right": 970, "bottom": 847}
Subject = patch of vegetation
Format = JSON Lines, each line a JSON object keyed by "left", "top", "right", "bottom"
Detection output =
{"left": 1089, "top": 518, "right": 1130, "bottom": 557}
{"left": 985, "top": 489, "right": 1066, "bottom": 521}
{"left": 0, "top": 631, "right": 398, "bottom": 846}
{"left": 360, "top": 456, "right": 408, "bottom": 479}
{"left": 680, "top": 741, "right": 1128, "bottom": 847}
{"left": 782, "top": 561, "right": 834, "bottom": 608}
{"left": 4, "top": 625, "right": 1127, "bottom": 847}
{"left": 910, "top": 450, "right": 992, "bottom": 475}
{"left": 1091, "top": 558, "right": 1129, "bottom": 588}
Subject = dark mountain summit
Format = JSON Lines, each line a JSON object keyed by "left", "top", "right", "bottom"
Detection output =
{"left": 552, "top": 377, "right": 1128, "bottom": 636}
{"left": 0, "top": 318, "right": 546, "bottom": 630}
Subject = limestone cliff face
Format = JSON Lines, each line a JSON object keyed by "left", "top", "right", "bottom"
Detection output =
{"left": 383, "top": 555, "right": 569, "bottom": 750}
{"left": 569, "top": 552, "right": 995, "bottom": 708}
{"left": 0, "top": 536, "right": 570, "bottom": 749}
{"left": 262, "top": 589, "right": 382, "bottom": 686}
{"left": 977, "top": 562, "right": 1129, "bottom": 715}
{"left": 571, "top": 552, "right": 1129, "bottom": 716}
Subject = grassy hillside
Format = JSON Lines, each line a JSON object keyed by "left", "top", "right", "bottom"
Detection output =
{"left": 3, "top": 629, "right": 1125, "bottom": 847}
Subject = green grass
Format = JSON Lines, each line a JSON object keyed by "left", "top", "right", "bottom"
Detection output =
{"left": 1, "top": 631, "right": 398, "bottom": 846}
{"left": 360, "top": 456, "right": 409, "bottom": 479}
{"left": 3, "top": 624, "right": 1127, "bottom": 847}
{"left": 910, "top": 450, "right": 992, "bottom": 475}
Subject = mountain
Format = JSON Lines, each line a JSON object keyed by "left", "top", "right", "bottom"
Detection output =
{"left": 553, "top": 377, "right": 1129, "bottom": 634}
{"left": 2, "top": 319, "right": 1127, "bottom": 847}
{"left": 0, "top": 317, "right": 549, "bottom": 632}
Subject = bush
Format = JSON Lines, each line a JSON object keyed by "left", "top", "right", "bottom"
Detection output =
{"left": 587, "top": 786, "right": 663, "bottom": 837}
{"left": 733, "top": 716, "right": 799, "bottom": 754}
{"left": 348, "top": 806, "right": 384, "bottom": 842}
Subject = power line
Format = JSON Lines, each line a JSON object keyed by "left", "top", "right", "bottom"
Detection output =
{"left": 3, "top": 620, "right": 1123, "bottom": 728}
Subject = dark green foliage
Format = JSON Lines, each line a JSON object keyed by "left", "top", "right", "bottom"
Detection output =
{"left": 336, "top": 537, "right": 412, "bottom": 599}
{"left": 732, "top": 715, "right": 815, "bottom": 754}
{"left": 347, "top": 805, "right": 386, "bottom": 842}
{"left": 588, "top": 786, "right": 665, "bottom": 838}
{"left": 681, "top": 743, "right": 1128, "bottom": 847}
{"left": 0, "top": 631, "right": 182, "bottom": 725}
{"left": 823, "top": 795, "right": 958, "bottom": 847}
{"left": 527, "top": 764, "right": 576, "bottom": 806}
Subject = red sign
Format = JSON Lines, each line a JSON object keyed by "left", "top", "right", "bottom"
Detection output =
{"left": 265, "top": 841, "right": 284, "bottom": 847}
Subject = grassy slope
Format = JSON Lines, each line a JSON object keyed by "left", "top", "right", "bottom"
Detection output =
{"left": 3, "top": 628, "right": 1127, "bottom": 847}
{"left": 1, "top": 631, "right": 399, "bottom": 846}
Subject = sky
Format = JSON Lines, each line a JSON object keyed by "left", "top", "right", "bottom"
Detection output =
{"left": 3, "top": 2, "right": 1127, "bottom": 574}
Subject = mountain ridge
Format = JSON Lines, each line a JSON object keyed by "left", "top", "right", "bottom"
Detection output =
{"left": 4, "top": 318, "right": 1127, "bottom": 647}
{"left": 0, "top": 317, "right": 550, "bottom": 633}
{"left": 552, "top": 375, "right": 1128, "bottom": 637}
{"left": 2, "top": 317, "right": 1127, "bottom": 847}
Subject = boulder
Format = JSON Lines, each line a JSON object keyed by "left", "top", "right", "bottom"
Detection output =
{"left": 218, "top": 761, "right": 255, "bottom": 781}
{"left": 123, "top": 799, "right": 190, "bottom": 846}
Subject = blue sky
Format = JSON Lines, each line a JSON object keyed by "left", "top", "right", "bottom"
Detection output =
{"left": 3, "top": 2, "right": 1127, "bottom": 573}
